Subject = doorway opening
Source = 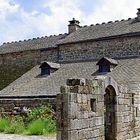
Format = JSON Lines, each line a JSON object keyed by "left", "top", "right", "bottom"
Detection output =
{"left": 104, "top": 85, "right": 117, "bottom": 140}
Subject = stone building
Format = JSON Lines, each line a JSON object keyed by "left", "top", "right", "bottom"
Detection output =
{"left": 0, "top": 9, "right": 140, "bottom": 140}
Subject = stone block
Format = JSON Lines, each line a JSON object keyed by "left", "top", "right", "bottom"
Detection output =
{"left": 70, "top": 119, "right": 79, "bottom": 130}
{"left": 77, "top": 111, "right": 89, "bottom": 119}
{"left": 86, "top": 129, "right": 100, "bottom": 139}
{"left": 67, "top": 102, "right": 78, "bottom": 119}
{"left": 57, "top": 131, "right": 62, "bottom": 140}
{"left": 89, "top": 118, "right": 96, "bottom": 127}
{"left": 79, "top": 103, "right": 89, "bottom": 112}
{"left": 68, "top": 130, "right": 78, "bottom": 140}
{"left": 69, "top": 85, "right": 91, "bottom": 94}
{"left": 78, "top": 129, "right": 87, "bottom": 140}
{"left": 68, "top": 93, "right": 77, "bottom": 102}
{"left": 67, "top": 78, "right": 86, "bottom": 86}
{"left": 81, "top": 94, "right": 88, "bottom": 104}
{"left": 78, "top": 119, "right": 89, "bottom": 129}
{"left": 77, "top": 93, "right": 82, "bottom": 103}
{"left": 60, "top": 86, "right": 70, "bottom": 94}
{"left": 95, "top": 117, "right": 104, "bottom": 126}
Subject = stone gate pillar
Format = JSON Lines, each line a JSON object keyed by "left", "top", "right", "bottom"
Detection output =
{"left": 56, "top": 78, "right": 105, "bottom": 140}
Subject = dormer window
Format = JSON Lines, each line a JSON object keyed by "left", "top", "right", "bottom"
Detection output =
{"left": 40, "top": 65, "right": 50, "bottom": 76}
{"left": 99, "top": 65, "right": 110, "bottom": 73}
{"left": 39, "top": 62, "right": 60, "bottom": 76}
{"left": 96, "top": 57, "right": 118, "bottom": 73}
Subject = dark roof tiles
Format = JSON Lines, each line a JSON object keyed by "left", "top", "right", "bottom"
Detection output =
{"left": 0, "top": 34, "right": 67, "bottom": 54}
{"left": 0, "top": 58, "right": 140, "bottom": 97}
{"left": 58, "top": 18, "right": 140, "bottom": 44}
{"left": 1, "top": 16, "right": 140, "bottom": 54}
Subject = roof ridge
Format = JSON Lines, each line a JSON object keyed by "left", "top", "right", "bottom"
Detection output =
{"left": 1, "top": 33, "right": 67, "bottom": 46}
{"left": 81, "top": 17, "right": 133, "bottom": 28}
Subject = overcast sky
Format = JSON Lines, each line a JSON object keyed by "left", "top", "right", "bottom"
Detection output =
{"left": 0, "top": 0, "right": 140, "bottom": 45}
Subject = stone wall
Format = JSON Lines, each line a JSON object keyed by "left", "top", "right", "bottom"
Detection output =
{"left": 57, "top": 79, "right": 105, "bottom": 140}
{"left": 59, "top": 36, "right": 140, "bottom": 62}
{"left": 127, "top": 82, "right": 140, "bottom": 138}
{"left": 56, "top": 78, "right": 140, "bottom": 140}
{"left": 0, "top": 97, "right": 56, "bottom": 112}
{"left": 117, "top": 85, "right": 137, "bottom": 139}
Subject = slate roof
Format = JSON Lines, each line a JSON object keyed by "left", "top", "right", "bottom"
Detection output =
{"left": 0, "top": 34, "right": 67, "bottom": 54}
{"left": 0, "top": 58, "right": 140, "bottom": 97}
{"left": 1, "top": 17, "right": 140, "bottom": 54}
{"left": 0, "top": 15, "right": 140, "bottom": 54}
{"left": 58, "top": 18, "right": 140, "bottom": 44}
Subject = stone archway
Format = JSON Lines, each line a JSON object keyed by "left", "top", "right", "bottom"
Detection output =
{"left": 104, "top": 85, "right": 117, "bottom": 140}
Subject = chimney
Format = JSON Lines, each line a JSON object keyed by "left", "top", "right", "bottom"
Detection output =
{"left": 68, "top": 18, "right": 80, "bottom": 34}
{"left": 137, "top": 8, "right": 140, "bottom": 21}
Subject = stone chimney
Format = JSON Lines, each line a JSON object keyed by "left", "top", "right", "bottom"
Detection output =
{"left": 68, "top": 18, "right": 80, "bottom": 34}
{"left": 137, "top": 8, "right": 140, "bottom": 21}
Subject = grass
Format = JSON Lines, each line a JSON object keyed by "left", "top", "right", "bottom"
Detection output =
{"left": 27, "top": 119, "right": 45, "bottom": 135}
{"left": 0, "top": 105, "right": 56, "bottom": 136}
{"left": 0, "top": 118, "right": 10, "bottom": 132}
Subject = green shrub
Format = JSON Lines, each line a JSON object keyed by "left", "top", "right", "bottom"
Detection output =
{"left": 41, "top": 115, "right": 56, "bottom": 134}
{"left": 24, "top": 104, "right": 54, "bottom": 126}
{"left": 0, "top": 118, "right": 10, "bottom": 132}
{"left": 27, "top": 119, "right": 46, "bottom": 135}
{"left": 45, "top": 120, "right": 56, "bottom": 134}
{"left": 0, "top": 104, "right": 56, "bottom": 135}
{"left": 4, "top": 115, "right": 25, "bottom": 134}
{"left": 4, "top": 124, "right": 25, "bottom": 134}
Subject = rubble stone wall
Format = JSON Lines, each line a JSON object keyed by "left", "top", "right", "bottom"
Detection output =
{"left": 57, "top": 79, "right": 105, "bottom": 140}
{"left": 0, "top": 98, "right": 56, "bottom": 112}
{"left": 59, "top": 36, "right": 140, "bottom": 62}
{"left": 56, "top": 78, "right": 140, "bottom": 140}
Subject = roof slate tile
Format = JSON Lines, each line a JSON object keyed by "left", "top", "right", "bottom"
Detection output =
{"left": 0, "top": 58, "right": 140, "bottom": 97}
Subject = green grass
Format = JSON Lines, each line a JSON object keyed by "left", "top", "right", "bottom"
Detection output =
{"left": 27, "top": 119, "right": 45, "bottom": 135}
{"left": 0, "top": 105, "right": 56, "bottom": 135}
{"left": 0, "top": 118, "right": 10, "bottom": 132}
{"left": 4, "top": 116, "right": 25, "bottom": 134}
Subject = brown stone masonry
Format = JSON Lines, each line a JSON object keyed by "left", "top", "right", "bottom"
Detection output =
{"left": 56, "top": 78, "right": 140, "bottom": 140}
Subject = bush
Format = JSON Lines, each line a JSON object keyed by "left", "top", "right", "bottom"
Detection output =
{"left": 24, "top": 105, "right": 55, "bottom": 125}
{"left": 4, "top": 116, "right": 25, "bottom": 134}
{"left": 42, "top": 115, "right": 56, "bottom": 134}
{"left": 0, "top": 118, "right": 10, "bottom": 132}
{"left": 0, "top": 104, "right": 56, "bottom": 135}
{"left": 27, "top": 119, "right": 45, "bottom": 135}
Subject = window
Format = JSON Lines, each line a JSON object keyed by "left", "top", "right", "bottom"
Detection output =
{"left": 99, "top": 65, "right": 110, "bottom": 73}
{"left": 132, "top": 93, "right": 135, "bottom": 105}
{"left": 96, "top": 57, "right": 118, "bottom": 73}
{"left": 40, "top": 62, "right": 50, "bottom": 76}
{"left": 39, "top": 61, "right": 60, "bottom": 76}
{"left": 41, "top": 68, "right": 50, "bottom": 76}
{"left": 90, "top": 99, "right": 96, "bottom": 112}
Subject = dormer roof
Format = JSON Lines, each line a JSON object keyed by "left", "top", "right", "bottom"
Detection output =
{"left": 39, "top": 61, "right": 60, "bottom": 69}
{"left": 96, "top": 57, "right": 118, "bottom": 66}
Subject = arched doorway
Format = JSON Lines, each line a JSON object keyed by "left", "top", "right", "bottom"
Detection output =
{"left": 104, "top": 85, "right": 117, "bottom": 140}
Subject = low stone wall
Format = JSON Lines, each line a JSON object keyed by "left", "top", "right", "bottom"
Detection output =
{"left": 0, "top": 97, "right": 56, "bottom": 112}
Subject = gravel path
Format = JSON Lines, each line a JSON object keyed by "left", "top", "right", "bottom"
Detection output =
{"left": 0, "top": 134, "right": 56, "bottom": 140}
